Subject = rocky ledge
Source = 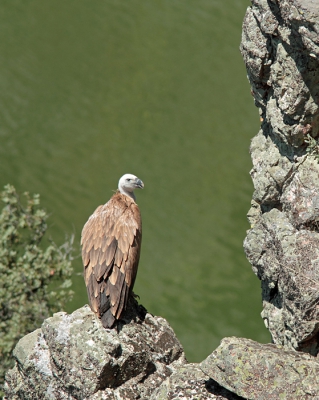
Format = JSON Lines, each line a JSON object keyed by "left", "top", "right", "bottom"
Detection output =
{"left": 4, "top": 302, "right": 319, "bottom": 399}
{"left": 3, "top": 302, "right": 236, "bottom": 400}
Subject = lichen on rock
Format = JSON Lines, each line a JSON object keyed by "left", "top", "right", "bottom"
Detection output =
{"left": 4, "top": 301, "right": 187, "bottom": 399}
{"left": 4, "top": 302, "right": 241, "bottom": 400}
{"left": 201, "top": 337, "right": 319, "bottom": 400}
{"left": 241, "top": 0, "right": 319, "bottom": 355}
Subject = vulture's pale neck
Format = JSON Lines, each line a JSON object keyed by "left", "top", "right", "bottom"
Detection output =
{"left": 119, "top": 188, "right": 136, "bottom": 201}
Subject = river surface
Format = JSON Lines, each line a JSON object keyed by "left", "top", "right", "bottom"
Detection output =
{"left": 0, "top": 0, "right": 270, "bottom": 361}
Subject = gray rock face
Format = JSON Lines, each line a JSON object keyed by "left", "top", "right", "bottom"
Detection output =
{"left": 201, "top": 337, "right": 319, "bottom": 400}
{"left": 241, "top": 0, "right": 319, "bottom": 354}
{"left": 4, "top": 303, "right": 186, "bottom": 400}
{"left": 150, "top": 363, "right": 244, "bottom": 400}
{"left": 4, "top": 304, "right": 242, "bottom": 400}
{"left": 6, "top": 313, "right": 319, "bottom": 399}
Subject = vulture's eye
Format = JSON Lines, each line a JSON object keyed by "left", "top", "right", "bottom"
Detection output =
{"left": 126, "top": 178, "right": 131, "bottom": 182}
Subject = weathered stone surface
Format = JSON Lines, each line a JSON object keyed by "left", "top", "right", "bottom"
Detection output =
{"left": 250, "top": 130, "right": 292, "bottom": 205}
{"left": 4, "top": 305, "right": 246, "bottom": 400}
{"left": 201, "top": 337, "right": 319, "bottom": 400}
{"left": 150, "top": 363, "right": 244, "bottom": 400}
{"left": 241, "top": 0, "right": 319, "bottom": 148}
{"left": 5, "top": 329, "right": 65, "bottom": 399}
{"left": 6, "top": 313, "right": 319, "bottom": 400}
{"left": 4, "top": 301, "right": 186, "bottom": 399}
{"left": 245, "top": 208, "right": 319, "bottom": 353}
{"left": 281, "top": 157, "right": 319, "bottom": 227}
{"left": 241, "top": 0, "right": 319, "bottom": 354}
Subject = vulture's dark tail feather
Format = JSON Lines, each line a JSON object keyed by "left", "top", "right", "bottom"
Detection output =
{"left": 99, "top": 291, "right": 110, "bottom": 314}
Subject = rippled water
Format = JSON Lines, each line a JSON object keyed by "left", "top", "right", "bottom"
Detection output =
{"left": 0, "top": 0, "right": 269, "bottom": 361}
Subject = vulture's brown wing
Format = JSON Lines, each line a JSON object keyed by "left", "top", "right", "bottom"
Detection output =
{"left": 81, "top": 193, "right": 142, "bottom": 328}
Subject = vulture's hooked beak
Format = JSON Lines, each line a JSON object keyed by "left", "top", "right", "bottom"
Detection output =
{"left": 136, "top": 178, "right": 144, "bottom": 189}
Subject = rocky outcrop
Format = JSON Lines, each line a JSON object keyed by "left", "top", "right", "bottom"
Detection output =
{"left": 201, "top": 337, "right": 319, "bottom": 399}
{"left": 241, "top": 0, "right": 319, "bottom": 355}
{"left": 4, "top": 302, "right": 186, "bottom": 400}
{"left": 4, "top": 303, "right": 243, "bottom": 400}
{"left": 6, "top": 306, "right": 319, "bottom": 399}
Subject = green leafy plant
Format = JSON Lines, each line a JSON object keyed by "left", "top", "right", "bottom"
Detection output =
{"left": 0, "top": 184, "right": 74, "bottom": 390}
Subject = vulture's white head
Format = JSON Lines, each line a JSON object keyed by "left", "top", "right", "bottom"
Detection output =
{"left": 118, "top": 174, "right": 144, "bottom": 200}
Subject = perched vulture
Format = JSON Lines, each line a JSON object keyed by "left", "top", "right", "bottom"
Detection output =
{"left": 81, "top": 174, "right": 144, "bottom": 328}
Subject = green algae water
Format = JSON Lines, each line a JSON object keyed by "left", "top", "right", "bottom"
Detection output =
{"left": 0, "top": 0, "right": 270, "bottom": 361}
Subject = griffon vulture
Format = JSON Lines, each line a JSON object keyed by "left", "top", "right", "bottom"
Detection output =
{"left": 81, "top": 174, "right": 144, "bottom": 328}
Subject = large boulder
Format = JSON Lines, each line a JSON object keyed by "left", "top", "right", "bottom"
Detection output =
{"left": 201, "top": 337, "right": 319, "bottom": 400}
{"left": 4, "top": 302, "right": 186, "bottom": 400}
{"left": 4, "top": 303, "right": 245, "bottom": 400}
